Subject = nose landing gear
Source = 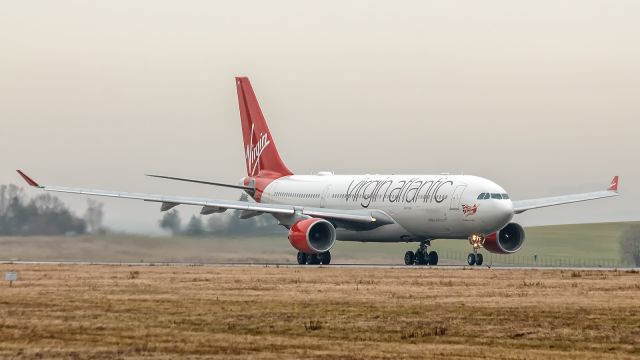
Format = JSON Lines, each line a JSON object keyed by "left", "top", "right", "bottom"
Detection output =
{"left": 404, "top": 240, "right": 438, "bottom": 266}
{"left": 467, "top": 234, "right": 485, "bottom": 266}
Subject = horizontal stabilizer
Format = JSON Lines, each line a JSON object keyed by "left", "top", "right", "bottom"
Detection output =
{"left": 147, "top": 174, "right": 255, "bottom": 195}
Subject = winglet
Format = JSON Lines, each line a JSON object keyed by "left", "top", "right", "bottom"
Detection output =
{"left": 16, "top": 170, "right": 42, "bottom": 188}
{"left": 607, "top": 176, "right": 619, "bottom": 192}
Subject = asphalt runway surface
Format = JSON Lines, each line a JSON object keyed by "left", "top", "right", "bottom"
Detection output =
{"left": 0, "top": 260, "right": 632, "bottom": 271}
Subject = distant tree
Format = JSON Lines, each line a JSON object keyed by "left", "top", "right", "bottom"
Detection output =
{"left": 0, "top": 185, "right": 7, "bottom": 215}
{"left": 205, "top": 213, "right": 228, "bottom": 233}
{"left": 84, "top": 199, "right": 104, "bottom": 233}
{"left": 620, "top": 225, "right": 640, "bottom": 267}
{"left": 0, "top": 186, "right": 86, "bottom": 235}
{"left": 27, "top": 194, "right": 86, "bottom": 235}
{"left": 0, "top": 185, "right": 26, "bottom": 233}
{"left": 184, "top": 215, "right": 205, "bottom": 237}
{"left": 159, "top": 209, "right": 181, "bottom": 235}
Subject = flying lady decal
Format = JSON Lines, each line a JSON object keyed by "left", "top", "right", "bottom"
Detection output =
{"left": 462, "top": 204, "right": 478, "bottom": 216}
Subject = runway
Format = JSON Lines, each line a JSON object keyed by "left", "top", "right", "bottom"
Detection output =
{"left": 1, "top": 260, "right": 639, "bottom": 358}
{"left": 0, "top": 260, "right": 632, "bottom": 271}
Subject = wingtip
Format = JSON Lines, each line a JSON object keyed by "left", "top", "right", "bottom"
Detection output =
{"left": 16, "top": 170, "right": 41, "bottom": 188}
{"left": 607, "top": 176, "right": 619, "bottom": 192}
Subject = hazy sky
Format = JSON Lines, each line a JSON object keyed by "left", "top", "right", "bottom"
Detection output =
{"left": 1, "top": 1, "right": 638, "bottom": 233}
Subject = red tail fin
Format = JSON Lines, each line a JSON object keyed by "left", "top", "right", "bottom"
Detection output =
{"left": 236, "top": 77, "right": 292, "bottom": 177}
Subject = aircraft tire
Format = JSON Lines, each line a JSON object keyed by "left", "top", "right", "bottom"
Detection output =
{"left": 415, "top": 249, "right": 426, "bottom": 265}
{"left": 476, "top": 253, "right": 483, "bottom": 266}
{"left": 320, "top": 251, "right": 331, "bottom": 265}
{"left": 297, "top": 252, "right": 308, "bottom": 265}
{"left": 404, "top": 251, "right": 415, "bottom": 265}
{"left": 428, "top": 251, "right": 439, "bottom": 266}
{"left": 467, "top": 253, "right": 476, "bottom": 266}
{"left": 308, "top": 253, "right": 321, "bottom": 265}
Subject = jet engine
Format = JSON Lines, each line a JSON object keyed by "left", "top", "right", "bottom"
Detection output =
{"left": 483, "top": 222, "right": 525, "bottom": 254}
{"left": 288, "top": 218, "right": 336, "bottom": 254}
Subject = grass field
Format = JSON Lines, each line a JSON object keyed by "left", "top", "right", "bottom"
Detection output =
{"left": 0, "top": 264, "right": 639, "bottom": 359}
{"left": 0, "top": 221, "right": 638, "bottom": 266}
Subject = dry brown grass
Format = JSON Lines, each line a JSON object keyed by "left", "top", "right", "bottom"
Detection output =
{"left": 0, "top": 265, "right": 639, "bottom": 359}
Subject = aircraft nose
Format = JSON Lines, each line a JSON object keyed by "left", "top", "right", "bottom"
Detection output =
{"left": 496, "top": 199, "right": 515, "bottom": 226}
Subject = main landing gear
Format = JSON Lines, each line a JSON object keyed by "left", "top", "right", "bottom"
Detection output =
{"left": 467, "top": 234, "right": 484, "bottom": 266}
{"left": 297, "top": 251, "right": 331, "bottom": 265}
{"left": 404, "top": 240, "right": 438, "bottom": 266}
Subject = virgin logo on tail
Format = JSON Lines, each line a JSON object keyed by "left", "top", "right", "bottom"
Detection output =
{"left": 245, "top": 124, "right": 271, "bottom": 176}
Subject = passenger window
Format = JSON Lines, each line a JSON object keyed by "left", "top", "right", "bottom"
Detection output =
{"left": 477, "top": 193, "right": 485, "bottom": 200}
{"left": 491, "top": 193, "right": 502, "bottom": 199}
{"left": 502, "top": 193, "right": 510, "bottom": 199}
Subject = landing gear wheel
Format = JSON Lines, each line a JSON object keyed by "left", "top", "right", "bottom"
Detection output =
{"left": 404, "top": 251, "right": 415, "bottom": 265}
{"left": 428, "top": 251, "right": 439, "bottom": 266}
{"left": 476, "top": 253, "right": 483, "bottom": 266}
{"left": 467, "top": 253, "right": 476, "bottom": 266}
{"left": 320, "top": 251, "right": 331, "bottom": 265}
{"left": 415, "top": 249, "right": 427, "bottom": 265}
{"left": 297, "top": 252, "right": 307, "bottom": 265}
{"left": 308, "top": 253, "right": 321, "bottom": 265}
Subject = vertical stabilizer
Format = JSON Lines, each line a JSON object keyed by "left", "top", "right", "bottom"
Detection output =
{"left": 236, "top": 77, "right": 293, "bottom": 177}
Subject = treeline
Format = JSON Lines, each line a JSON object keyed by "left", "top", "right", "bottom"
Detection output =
{"left": 159, "top": 209, "right": 284, "bottom": 237}
{"left": 620, "top": 225, "right": 640, "bottom": 267}
{"left": 0, "top": 184, "right": 104, "bottom": 236}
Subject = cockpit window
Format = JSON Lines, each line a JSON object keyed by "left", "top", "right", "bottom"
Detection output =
{"left": 477, "top": 193, "right": 486, "bottom": 200}
{"left": 483, "top": 193, "right": 491, "bottom": 200}
{"left": 491, "top": 193, "right": 502, "bottom": 199}
{"left": 502, "top": 193, "right": 510, "bottom": 199}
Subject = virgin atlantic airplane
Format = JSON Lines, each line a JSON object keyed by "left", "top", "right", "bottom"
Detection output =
{"left": 17, "top": 77, "right": 620, "bottom": 266}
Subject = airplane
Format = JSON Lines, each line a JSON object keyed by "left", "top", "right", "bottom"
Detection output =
{"left": 17, "top": 77, "right": 620, "bottom": 266}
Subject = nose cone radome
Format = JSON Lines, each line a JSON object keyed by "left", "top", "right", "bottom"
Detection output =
{"left": 477, "top": 177, "right": 514, "bottom": 231}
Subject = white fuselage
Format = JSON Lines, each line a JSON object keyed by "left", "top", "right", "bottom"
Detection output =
{"left": 260, "top": 174, "right": 514, "bottom": 242}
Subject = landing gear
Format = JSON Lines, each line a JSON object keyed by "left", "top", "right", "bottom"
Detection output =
{"left": 405, "top": 241, "right": 438, "bottom": 266}
{"left": 467, "top": 234, "right": 485, "bottom": 267}
{"left": 467, "top": 253, "right": 484, "bottom": 266}
{"left": 320, "top": 251, "right": 331, "bottom": 265}
{"left": 467, "top": 253, "right": 476, "bottom": 266}
{"left": 415, "top": 248, "right": 427, "bottom": 265}
{"left": 308, "top": 253, "right": 321, "bottom": 265}
{"left": 297, "top": 252, "right": 307, "bottom": 265}
{"left": 296, "top": 251, "right": 331, "bottom": 265}
{"left": 476, "top": 253, "right": 483, "bottom": 266}
{"left": 404, "top": 251, "right": 415, "bottom": 265}
{"left": 428, "top": 251, "right": 438, "bottom": 266}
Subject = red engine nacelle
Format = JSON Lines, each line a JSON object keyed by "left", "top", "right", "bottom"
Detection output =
{"left": 484, "top": 222, "right": 526, "bottom": 254}
{"left": 288, "top": 218, "right": 336, "bottom": 254}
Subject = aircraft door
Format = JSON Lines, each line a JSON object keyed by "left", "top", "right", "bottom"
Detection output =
{"left": 449, "top": 185, "right": 466, "bottom": 210}
{"left": 320, "top": 184, "right": 332, "bottom": 208}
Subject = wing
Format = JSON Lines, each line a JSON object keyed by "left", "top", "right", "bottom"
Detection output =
{"left": 16, "top": 170, "right": 394, "bottom": 228}
{"left": 512, "top": 176, "right": 619, "bottom": 214}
